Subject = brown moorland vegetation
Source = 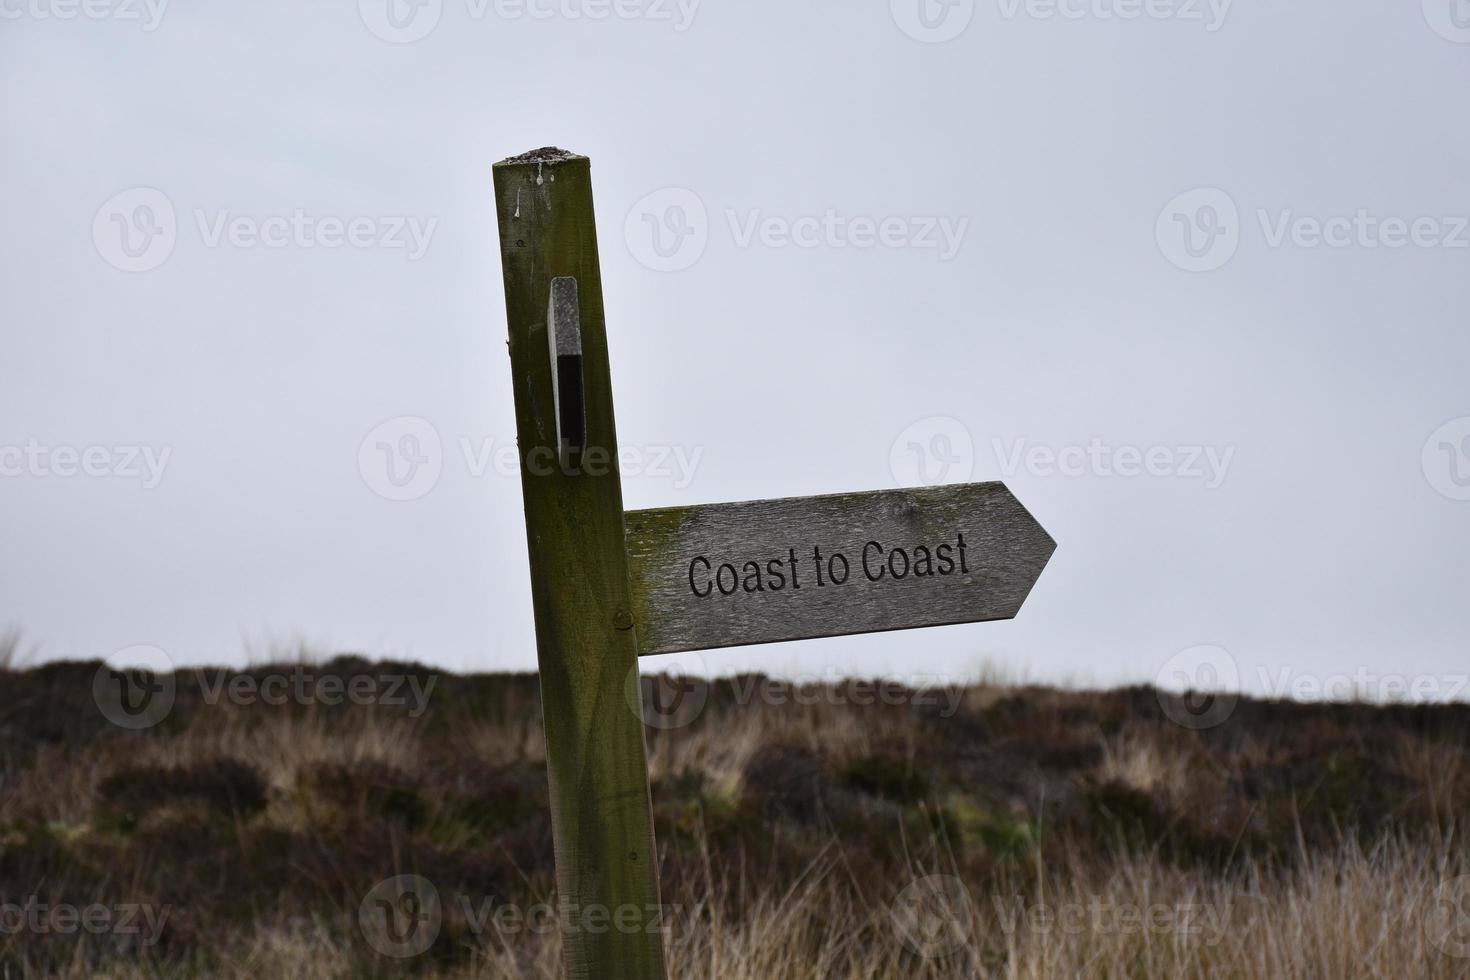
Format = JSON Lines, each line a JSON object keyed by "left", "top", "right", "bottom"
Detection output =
{"left": 1, "top": 653, "right": 1468, "bottom": 978}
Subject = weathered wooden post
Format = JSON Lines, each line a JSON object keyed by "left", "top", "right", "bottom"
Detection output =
{"left": 493, "top": 148, "right": 667, "bottom": 980}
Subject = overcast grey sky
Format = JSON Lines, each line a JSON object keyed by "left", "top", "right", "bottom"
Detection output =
{"left": 2, "top": 0, "right": 1467, "bottom": 698}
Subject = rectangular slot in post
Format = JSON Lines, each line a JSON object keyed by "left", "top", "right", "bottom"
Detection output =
{"left": 547, "top": 276, "right": 585, "bottom": 460}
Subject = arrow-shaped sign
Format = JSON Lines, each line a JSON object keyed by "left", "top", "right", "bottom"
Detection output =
{"left": 625, "top": 482, "right": 1055, "bottom": 655}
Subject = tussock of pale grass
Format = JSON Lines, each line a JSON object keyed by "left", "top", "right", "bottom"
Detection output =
{"left": 132, "top": 703, "right": 424, "bottom": 786}
{"left": 1098, "top": 732, "right": 1195, "bottom": 808}
{"left": 1398, "top": 733, "right": 1469, "bottom": 831}
{"left": 0, "top": 742, "right": 105, "bottom": 825}
{"left": 457, "top": 715, "right": 547, "bottom": 767}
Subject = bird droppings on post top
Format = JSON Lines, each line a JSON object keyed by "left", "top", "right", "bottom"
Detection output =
{"left": 498, "top": 146, "right": 582, "bottom": 165}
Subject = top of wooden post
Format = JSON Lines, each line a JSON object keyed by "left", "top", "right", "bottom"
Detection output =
{"left": 496, "top": 146, "right": 584, "bottom": 167}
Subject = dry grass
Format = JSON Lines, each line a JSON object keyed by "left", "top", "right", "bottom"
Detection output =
{"left": 24, "top": 836, "right": 1470, "bottom": 979}
{"left": 1, "top": 658, "right": 1468, "bottom": 978}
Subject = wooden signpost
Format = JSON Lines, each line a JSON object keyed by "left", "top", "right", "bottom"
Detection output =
{"left": 493, "top": 148, "right": 1056, "bottom": 980}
